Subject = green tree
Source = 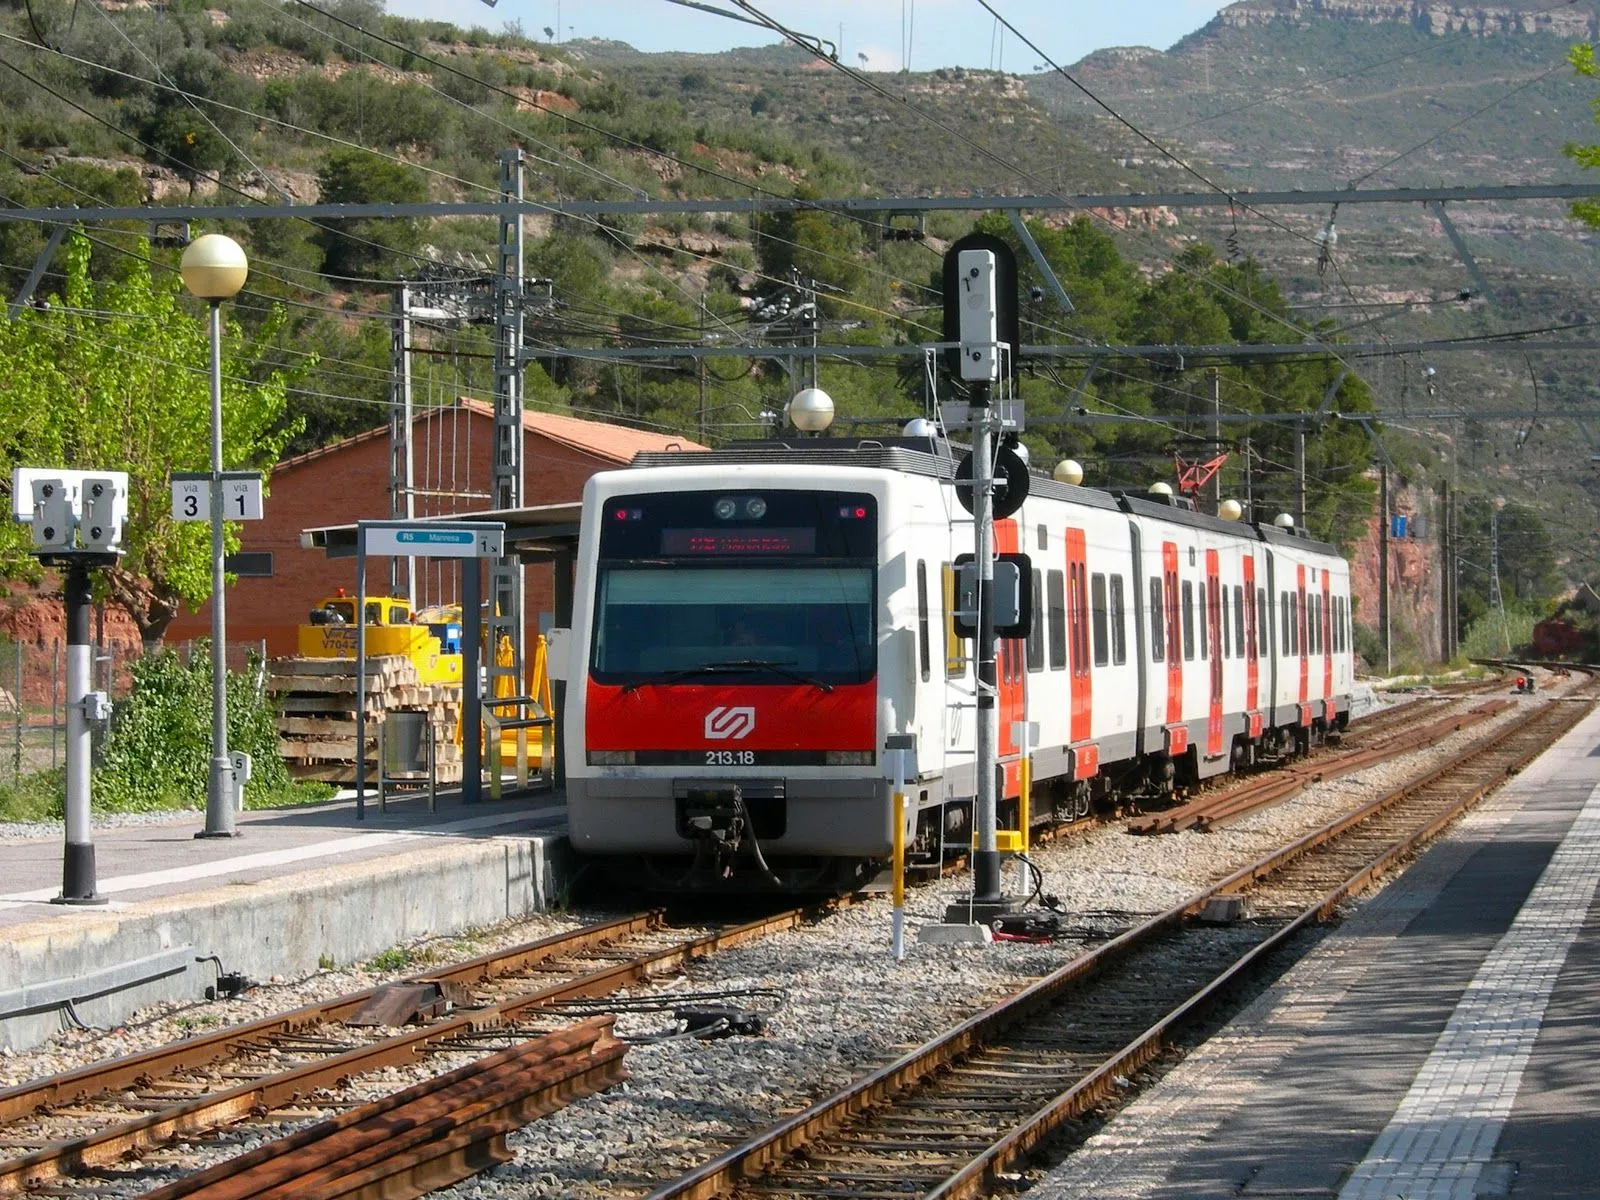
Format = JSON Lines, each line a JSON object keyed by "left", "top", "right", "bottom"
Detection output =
{"left": 1455, "top": 498, "right": 1562, "bottom": 628}
{"left": 0, "top": 233, "right": 303, "bottom": 647}
{"left": 1565, "top": 43, "right": 1599, "bottom": 228}
{"left": 312, "top": 149, "right": 427, "bottom": 279}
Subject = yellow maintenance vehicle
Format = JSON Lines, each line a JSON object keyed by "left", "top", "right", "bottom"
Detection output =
{"left": 298, "top": 591, "right": 463, "bottom": 686}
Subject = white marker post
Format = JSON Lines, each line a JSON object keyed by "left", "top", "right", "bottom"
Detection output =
{"left": 885, "top": 734, "right": 916, "bottom": 960}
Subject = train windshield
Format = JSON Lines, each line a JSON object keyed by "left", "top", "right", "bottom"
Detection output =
{"left": 589, "top": 488, "right": 877, "bottom": 687}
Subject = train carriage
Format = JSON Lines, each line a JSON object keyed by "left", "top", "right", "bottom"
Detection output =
{"left": 562, "top": 437, "right": 1352, "bottom": 890}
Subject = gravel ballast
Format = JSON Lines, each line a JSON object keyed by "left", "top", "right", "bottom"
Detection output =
{"left": 0, "top": 680, "right": 1572, "bottom": 1199}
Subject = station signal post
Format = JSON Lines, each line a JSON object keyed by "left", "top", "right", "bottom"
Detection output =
{"left": 10, "top": 468, "right": 127, "bottom": 904}
{"left": 942, "top": 235, "right": 1026, "bottom": 921}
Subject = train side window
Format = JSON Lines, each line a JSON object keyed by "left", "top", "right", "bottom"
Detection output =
{"left": 1234, "top": 584, "right": 1245, "bottom": 654}
{"left": 1221, "top": 584, "right": 1231, "bottom": 659}
{"left": 1110, "top": 574, "right": 1127, "bottom": 665}
{"left": 1149, "top": 576, "right": 1165, "bottom": 662}
{"left": 1026, "top": 569, "right": 1045, "bottom": 672}
{"left": 1037, "top": 523, "right": 1048, "bottom": 551}
{"left": 943, "top": 563, "right": 966, "bottom": 678}
{"left": 1182, "top": 580, "right": 1195, "bottom": 661}
{"left": 1091, "top": 572, "right": 1109, "bottom": 667}
{"left": 1280, "top": 593, "right": 1290, "bottom": 656}
{"left": 916, "top": 559, "right": 931, "bottom": 683}
{"left": 1339, "top": 597, "right": 1347, "bottom": 652}
{"left": 1257, "top": 587, "right": 1269, "bottom": 656}
{"left": 1293, "top": 596, "right": 1302, "bottom": 656}
{"left": 1197, "top": 581, "right": 1208, "bottom": 660}
{"left": 1047, "top": 570, "right": 1067, "bottom": 670}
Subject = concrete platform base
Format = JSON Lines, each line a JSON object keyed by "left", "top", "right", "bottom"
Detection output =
{"left": 0, "top": 796, "right": 574, "bottom": 1051}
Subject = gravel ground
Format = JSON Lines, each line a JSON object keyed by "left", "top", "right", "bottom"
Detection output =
{"left": 0, "top": 675, "right": 1570, "bottom": 1198}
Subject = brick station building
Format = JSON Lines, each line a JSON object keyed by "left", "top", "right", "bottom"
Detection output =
{"left": 164, "top": 400, "right": 705, "bottom": 656}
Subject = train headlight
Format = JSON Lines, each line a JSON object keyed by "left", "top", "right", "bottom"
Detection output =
{"left": 714, "top": 497, "right": 739, "bottom": 520}
{"left": 745, "top": 496, "right": 767, "bottom": 519}
{"left": 588, "top": 750, "right": 637, "bottom": 765}
{"left": 825, "top": 750, "right": 874, "bottom": 766}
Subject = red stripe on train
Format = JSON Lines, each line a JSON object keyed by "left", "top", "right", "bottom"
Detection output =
{"left": 585, "top": 681, "right": 876, "bottom": 751}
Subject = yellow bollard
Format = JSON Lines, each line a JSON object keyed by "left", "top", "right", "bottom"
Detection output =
{"left": 1019, "top": 752, "right": 1031, "bottom": 853}
{"left": 891, "top": 783, "right": 906, "bottom": 960}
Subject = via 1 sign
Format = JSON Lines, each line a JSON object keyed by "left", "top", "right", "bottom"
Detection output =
{"left": 170, "top": 473, "right": 265, "bottom": 522}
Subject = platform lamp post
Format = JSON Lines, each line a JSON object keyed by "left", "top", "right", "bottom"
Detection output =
{"left": 181, "top": 234, "right": 248, "bottom": 839}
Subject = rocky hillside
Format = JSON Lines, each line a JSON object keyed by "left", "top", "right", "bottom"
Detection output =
{"left": 0, "top": 0, "right": 1597, "bottom": 638}
{"left": 1215, "top": 1, "right": 1598, "bottom": 37}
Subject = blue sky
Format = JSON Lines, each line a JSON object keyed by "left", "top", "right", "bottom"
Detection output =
{"left": 384, "top": 2, "right": 1231, "bottom": 71}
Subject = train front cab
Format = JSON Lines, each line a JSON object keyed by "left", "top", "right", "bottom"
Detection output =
{"left": 565, "top": 464, "right": 927, "bottom": 890}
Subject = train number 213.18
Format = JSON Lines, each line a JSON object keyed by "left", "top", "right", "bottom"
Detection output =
{"left": 706, "top": 749, "right": 756, "bottom": 766}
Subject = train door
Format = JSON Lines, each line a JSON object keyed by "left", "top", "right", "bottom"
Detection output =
{"left": 1321, "top": 571, "right": 1333, "bottom": 702}
{"left": 997, "top": 519, "right": 1024, "bottom": 766}
{"left": 1205, "top": 549, "right": 1223, "bottom": 758}
{"left": 1242, "top": 553, "right": 1259, "bottom": 714}
{"left": 1066, "top": 528, "right": 1091, "bottom": 745}
{"left": 1162, "top": 541, "right": 1182, "bottom": 729}
{"left": 1296, "top": 563, "right": 1309, "bottom": 709}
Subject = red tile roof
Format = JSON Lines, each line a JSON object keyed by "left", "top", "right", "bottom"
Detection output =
{"left": 274, "top": 400, "right": 705, "bottom": 474}
{"left": 459, "top": 398, "right": 707, "bottom": 462}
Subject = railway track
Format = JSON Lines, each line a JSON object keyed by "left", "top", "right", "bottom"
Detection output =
{"left": 645, "top": 688, "right": 1597, "bottom": 1200}
{"left": 0, "top": 905, "right": 818, "bottom": 1197}
{"left": 1127, "top": 696, "right": 1512, "bottom": 835}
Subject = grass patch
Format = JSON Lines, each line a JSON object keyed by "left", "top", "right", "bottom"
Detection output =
{"left": 367, "top": 947, "right": 412, "bottom": 972}
{"left": 0, "top": 767, "right": 63, "bottom": 823}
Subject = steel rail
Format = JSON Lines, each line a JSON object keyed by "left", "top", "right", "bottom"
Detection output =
{"left": 138, "top": 1017, "right": 627, "bottom": 1200}
{"left": 647, "top": 690, "right": 1596, "bottom": 1200}
{"left": 1128, "top": 699, "right": 1509, "bottom": 835}
{"left": 0, "top": 909, "right": 663, "bottom": 1126}
{"left": 1, "top": 905, "right": 815, "bottom": 1195}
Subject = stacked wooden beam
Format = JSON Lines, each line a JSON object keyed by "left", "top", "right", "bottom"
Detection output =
{"left": 268, "top": 655, "right": 462, "bottom": 783}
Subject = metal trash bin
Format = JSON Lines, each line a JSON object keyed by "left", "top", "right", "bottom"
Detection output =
{"left": 378, "top": 710, "right": 436, "bottom": 813}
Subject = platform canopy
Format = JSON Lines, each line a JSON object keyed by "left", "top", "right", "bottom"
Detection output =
{"left": 299, "top": 501, "right": 582, "bottom": 562}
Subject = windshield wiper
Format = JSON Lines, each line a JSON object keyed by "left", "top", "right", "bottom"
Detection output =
{"left": 621, "top": 658, "right": 834, "bottom": 693}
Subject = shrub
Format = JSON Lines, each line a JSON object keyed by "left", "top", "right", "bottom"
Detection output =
{"left": 94, "top": 644, "right": 323, "bottom": 811}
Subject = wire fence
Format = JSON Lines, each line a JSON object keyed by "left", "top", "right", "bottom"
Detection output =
{"left": 0, "top": 634, "right": 263, "bottom": 790}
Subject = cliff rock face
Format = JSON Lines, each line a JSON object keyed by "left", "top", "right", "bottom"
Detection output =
{"left": 1217, "top": 1, "right": 1599, "bottom": 38}
{"left": 1348, "top": 480, "right": 1444, "bottom": 668}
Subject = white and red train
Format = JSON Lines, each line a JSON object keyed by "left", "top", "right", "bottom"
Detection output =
{"left": 563, "top": 437, "right": 1353, "bottom": 890}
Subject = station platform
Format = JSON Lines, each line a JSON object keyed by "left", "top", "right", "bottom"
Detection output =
{"left": 1033, "top": 702, "right": 1600, "bottom": 1200}
{"left": 0, "top": 790, "right": 573, "bottom": 1052}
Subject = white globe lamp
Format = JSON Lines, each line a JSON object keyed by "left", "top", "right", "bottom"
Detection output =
{"left": 1218, "top": 499, "right": 1243, "bottom": 521}
{"left": 179, "top": 232, "right": 249, "bottom": 840}
{"left": 180, "top": 233, "right": 249, "bottom": 300}
{"left": 1053, "top": 458, "right": 1084, "bottom": 486}
{"left": 902, "top": 417, "right": 937, "bottom": 438}
{"left": 1274, "top": 512, "right": 1296, "bottom": 528}
{"left": 788, "top": 387, "right": 835, "bottom": 434}
{"left": 1149, "top": 481, "right": 1174, "bottom": 497}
